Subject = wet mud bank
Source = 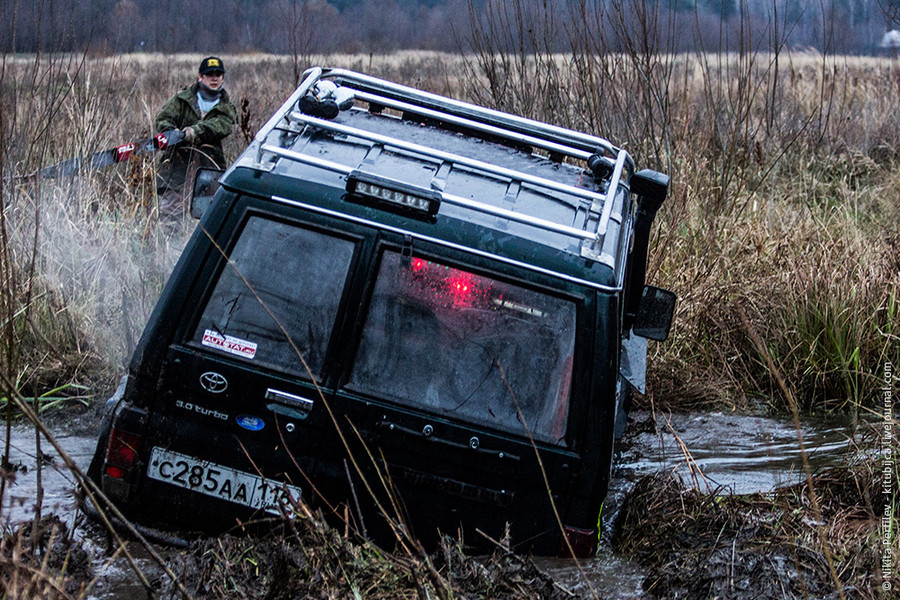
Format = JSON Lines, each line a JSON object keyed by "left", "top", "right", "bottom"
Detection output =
{"left": 0, "top": 408, "right": 890, "bottom": 599}
{"left": 153, "top": 519, "right": 578, "bottom": 600}
{"left": 605, "top": 413, "right": 890, "bottom": 600}
{"left": 612, "top": 462, "right": 882, "bottom": 599}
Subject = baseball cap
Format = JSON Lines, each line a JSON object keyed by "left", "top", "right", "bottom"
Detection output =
{"left": 199, "top": 56, "right": 225, "bottom": 75}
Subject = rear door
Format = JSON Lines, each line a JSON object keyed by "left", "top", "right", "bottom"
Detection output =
{"left": 139, "top": 204, "right": 372, "bottom": 525}
{"left": 329, "top": 238, "right": 591, "bottom": 553}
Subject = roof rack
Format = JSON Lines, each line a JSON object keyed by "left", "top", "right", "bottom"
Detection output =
{"left": 328, "top": 69, "right": 624, "bottom": 162}
{"left": 244, "top": 67, "right": 634, "bottom": 246}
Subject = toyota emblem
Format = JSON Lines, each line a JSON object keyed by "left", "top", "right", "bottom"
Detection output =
{"left": 199, "top": 371, "right": 228, "bottom": 394}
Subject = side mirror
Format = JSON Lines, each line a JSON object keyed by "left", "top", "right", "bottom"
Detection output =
{"left": 633, "top": 285, "right": 676, "bottom": 342}
{"left": 190, "top": 168, "right": 224, "bottom": 219}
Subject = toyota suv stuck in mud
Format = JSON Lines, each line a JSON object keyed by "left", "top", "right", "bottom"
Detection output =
{"left": 88, "top": 67, "right": 675, "bottom": 557}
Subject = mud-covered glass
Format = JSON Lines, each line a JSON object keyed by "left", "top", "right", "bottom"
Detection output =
{"left": 190, "top": 217, "right": 355, "bottom": 377}
{"left": 347, "top": 252, "right": 576, "bottom": 445}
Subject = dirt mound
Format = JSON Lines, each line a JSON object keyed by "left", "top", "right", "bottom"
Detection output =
{"left": 156, "top": 509, "right": 583, "bottom": 600}
{"left": 0, "top": 515, "right": 93, "bottom": 599}
{"left": 612, "top": 460, "right": 884, "bottom": 599}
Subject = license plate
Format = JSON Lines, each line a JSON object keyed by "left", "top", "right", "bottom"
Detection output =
{"left": 147, "top": 447, "right": 302, "bottom": 514}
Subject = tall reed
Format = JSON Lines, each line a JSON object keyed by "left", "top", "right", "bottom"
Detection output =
{"left": 461, "top": 0, "right": 900, "bottom": 414}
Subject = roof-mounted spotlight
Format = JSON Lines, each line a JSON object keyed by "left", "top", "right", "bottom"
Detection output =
{"left": 346, "top": 171, "right": 442, "bottom": 218}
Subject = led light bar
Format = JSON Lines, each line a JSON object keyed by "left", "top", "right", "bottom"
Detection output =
{"left": 346, "top": 171, "right": 441, "bottom": 217}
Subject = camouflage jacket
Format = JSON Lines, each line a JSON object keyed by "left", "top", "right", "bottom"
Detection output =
{"left": 154, "top": 82, "right": 236, "bottom": 145}
{"left": 154, "top": 82, "right": 237, "bottom": 191}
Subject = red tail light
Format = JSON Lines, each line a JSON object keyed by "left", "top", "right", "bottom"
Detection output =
{"left": 105, "top": 428, "right": 142, "bottom": 479}
{"left": 106, "top": 466, "right": 126, "bottom": 479}
{"left": 558, "top": 525, "right": 598, "bottom": 558}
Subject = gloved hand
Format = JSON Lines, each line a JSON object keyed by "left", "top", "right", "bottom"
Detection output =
{"left": 183, "top": 126, "right": 196, "bottom": 143}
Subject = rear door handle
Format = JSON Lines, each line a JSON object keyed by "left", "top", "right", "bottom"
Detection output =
{"left": 265, "top": 388, "right": 314, "bottom": 420}
{"left": 378, "top": 419, "right": 520, "bottom": 461}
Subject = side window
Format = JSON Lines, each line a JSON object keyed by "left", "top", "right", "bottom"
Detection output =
{"left": 189, "top": 217, "right": 355, "bottom": 378}
{"left": 346, "top": 252, "right": 576, "bottom": 445}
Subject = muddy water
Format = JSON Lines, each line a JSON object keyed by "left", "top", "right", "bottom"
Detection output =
{"left": 0, "top": 410, "right": 856, "bottom": 599}
{"left": 537, "top": 410, "right": 856, "bottom": 597}
{"left": 0, "top": 423, "right": 165, "bottom": 600}
{"left": 1, "top": 427, "right": 94, "bottom": 526}
{"left": 615, "top": 410, "right": 854, "bottom": 494}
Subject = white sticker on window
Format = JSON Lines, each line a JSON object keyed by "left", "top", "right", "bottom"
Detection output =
{"left": 202, "top": 329, "right": 258, "bottom": 360}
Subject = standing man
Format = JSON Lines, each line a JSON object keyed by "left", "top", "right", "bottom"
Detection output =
{"left": 155, "top": 56, "right": 237, "bottom": 220}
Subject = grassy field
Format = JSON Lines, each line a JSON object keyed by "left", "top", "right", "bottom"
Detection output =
{"left": 0, "top": 50, "right": 896, "bottom": 415}
{"left": 0, "top": 49, "right": 897, "bottom": 598}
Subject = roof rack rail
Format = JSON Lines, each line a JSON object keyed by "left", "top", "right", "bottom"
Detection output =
{"left": 326, "top": 69, "right": 625, "bottom": 163}
{"left": 244, "top": 67, "right": 634, "bottom": 244}
{"left": 260, "top": 142, "right": 608, "bottom": 241}
{"left": 283, "top": 111, "right": 608, "bottom": 207}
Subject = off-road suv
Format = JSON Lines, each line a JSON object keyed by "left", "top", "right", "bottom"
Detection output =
{"left": 89, "top": 67, "right": 675, "bottom": 557}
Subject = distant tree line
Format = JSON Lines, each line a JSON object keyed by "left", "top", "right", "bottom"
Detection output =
{"left": 1, "top": 0, "right": 469, "bottom": 54}
{"left": 2, "top": 0, "right": 898, "bottom": 55}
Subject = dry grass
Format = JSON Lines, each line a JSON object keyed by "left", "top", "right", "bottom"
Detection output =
{"left": 612, "top": 424, "right": 894, "bottom": 599}
{"left": 613, "top": 472, "right": 864, "bottom": 597}
{"left": 155, "top": 508, "right": 575, "bottom": 600}
{"left": 1, "top": 49, "right": 897, "bottom": 411}
{"left": 0, "top": 516, "right": 93, "bottom": 599}
{"left": 0, "top": 47, "right": 897, "bottom": 599}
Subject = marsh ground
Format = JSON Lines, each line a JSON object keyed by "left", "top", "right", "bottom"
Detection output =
{"left": 0, "top": 49, "right": 897, "bottom": 598}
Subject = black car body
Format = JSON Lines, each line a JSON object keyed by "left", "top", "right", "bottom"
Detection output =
{"left": 89, "top": 68, "right": 674, "bottom": 557}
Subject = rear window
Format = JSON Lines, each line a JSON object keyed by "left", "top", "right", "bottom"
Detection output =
{"left": 347, "top": 252, "right": 576, "bottom": 445}
{"left": 190, "top": 217, "right": 355, "bottom": 377}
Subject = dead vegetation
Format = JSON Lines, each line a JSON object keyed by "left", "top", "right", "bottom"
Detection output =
{"left": 0, "top": 5, "right": 898, "bottom": 598}
{"left": 613, "top": 429, "right": 891, "bottom": 599}
{"left": 156, "top": 510, "right": 580, "bottom": 600}
{"left": 0, "top": 516, "right": 93, "bottom": 600}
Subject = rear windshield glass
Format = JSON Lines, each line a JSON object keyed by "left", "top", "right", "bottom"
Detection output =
{"left": 347, "top": 252, "right": 576, "bottom": 445}
{"left": 190, "top": 217, "right": 355, "bottom": 377}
